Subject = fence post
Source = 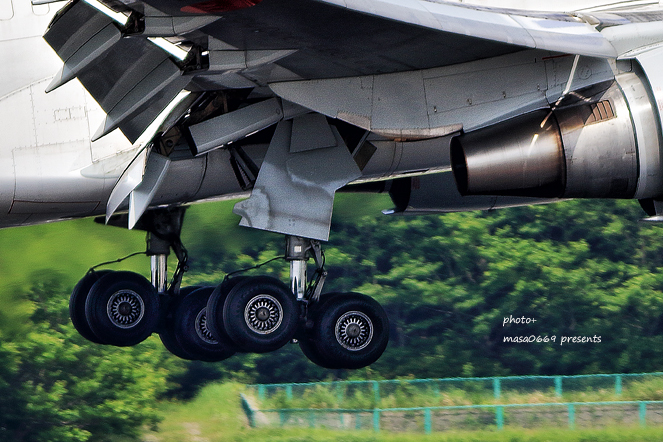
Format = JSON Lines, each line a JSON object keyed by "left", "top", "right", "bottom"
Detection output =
{"left": 373, "top": 409, "right": 380, "bottom": 433}
{"left": 639, "top": 402, "right": 647, "bottom": 428}
{"left": 493, "top": 378, "right": 501, "bottom": 400}
{"left": 335, "top": 382, "right": 343, "bottom": 404}
{"left": 615, "top": 375, "right": 622, "bottom": 396}
{"left": 356, "top": 412, "right": 362, "bottom": 430}
{"left": 339, "top": 410, "right": 345, "bottom": 428}
{"left": 424, "top": 408, "right": 432, "bottom": 435}
{"left": 258, "top": 384, "right": 265, "bottom": 401}
{"left": 308, "top": 410, "right": 316, "bottom": 428}
{"left": 568, "top": 404, "right": 575, "bottom": 429}
{"left": 372, "top": 381, "right": 380, "bottom": 404}
{"left": 555, "top": 376, "right": 563, "bottom": 398}
{"left": 279, "top": 410, "right": 286, "bottom": 427}
{"left": 240, "top": 394, "right": 256, "bottom": 428}
{"left": 496, "top": 406, "right": 504, "bottom": 430}
{"left": 286, "top": 384, "right": 293, "bottom": 401}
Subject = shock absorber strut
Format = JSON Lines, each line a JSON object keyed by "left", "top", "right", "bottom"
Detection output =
{"left": 285, "top": 236, "right": 326, "bottom": 302}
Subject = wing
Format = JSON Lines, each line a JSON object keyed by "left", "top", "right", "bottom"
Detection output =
{"left": 42, "top": 0, "right": 663, "bottom": 239}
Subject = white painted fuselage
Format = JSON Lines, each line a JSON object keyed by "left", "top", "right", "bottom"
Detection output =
{"left": 0, "top": 0, "right": 135, "bottom": 228}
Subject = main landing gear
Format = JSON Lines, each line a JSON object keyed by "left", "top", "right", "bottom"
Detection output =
{"left": 70, "top": 208, "right": 389, "bottom": 370}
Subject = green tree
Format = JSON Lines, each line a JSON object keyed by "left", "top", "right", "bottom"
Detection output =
{"left": 0, "top": 271, "right": 182, "bottom": 442}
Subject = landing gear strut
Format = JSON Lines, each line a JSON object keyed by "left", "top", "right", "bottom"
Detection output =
{"left": 70, "top": 213, "right": 389, "bottom": 369}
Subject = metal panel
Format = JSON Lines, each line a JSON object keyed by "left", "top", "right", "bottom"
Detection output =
{"left": 636, "top": 46, "right": 663, "bottom": 145}
{"left": 188, "top": 98, "right": 283, "bottom": 155}
{"left": 46, "top": 23, "right": 121, "bottom": 92}
{"left": 324, "top": 0, "right": 617, "bottom": 58}
{"left": 92, "top": 58, "right": 187, "bottom": 141}
{"left": 208, "top": 48, "right": 297, "bottom": 71}
{"left": 44, "top": 0, "right": 191, "bottom": 143}
{"left": 617, "top": 70, "right": 663, "bottom": 199}
{"left": 601, "top": 22, "right": 663, "bottom": 57}
{"left": 233, "top": 119, "right": 361, "bottom": 240}
{"left": 290, "top": 113, "right": 336, "bottom": 153}
{"left": 372, "top": 71, "right": 428, "bottom": 132}
{"left": 270, "top": 50, "right": 550, "bottom": 136}
{"left": 399, "top": 171, "right": 548, "bottom": 215}
{"left": 128, "top": 152, "right": 170, "bottom": 228}
{"left": 106, "top": 149, "right": 147, "bottom": 221}
{"left": 142, "top": 14, "right": 219, "bottom": 37}
{"left": 31, "top": 78, "right": 90, "bottom": 149}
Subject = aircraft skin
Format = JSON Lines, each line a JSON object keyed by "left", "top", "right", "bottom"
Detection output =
{"left": 3, "top": 0, "right": 663, "bottom": 368}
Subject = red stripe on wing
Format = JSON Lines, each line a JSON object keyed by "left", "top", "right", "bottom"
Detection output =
{"left": 181, "top": 0, "right": 262, "bottom": 13}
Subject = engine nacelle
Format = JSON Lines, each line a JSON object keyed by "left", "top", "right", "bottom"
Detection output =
{"left": 451, "top": 71, "right": 663, "bottom": 200}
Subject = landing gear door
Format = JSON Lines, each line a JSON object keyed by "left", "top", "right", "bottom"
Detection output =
{"left": 233, "top": 115, "right": 362, "bottom": 241}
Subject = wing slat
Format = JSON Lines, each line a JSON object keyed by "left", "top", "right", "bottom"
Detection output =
{"left": 44, "top": 0, "right": 190, "bottom": 143}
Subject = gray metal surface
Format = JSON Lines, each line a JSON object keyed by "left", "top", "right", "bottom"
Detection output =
{"left": 322, "top": 0, "right": 617, "bottom": 57}
{"left": 233, "top": 118, "right": 361, "bottom": 241}
{"left": 189, "top": 98, "right": 283, "bottom": 155}
{"left": 270, "top": 51, "right": 615, "bottom": 137}
{"left": 450, "top": 78, "right": 663, "bottom": 200}
{"left": 2, "top": 0, "right": 663, "bottom": 238}
{"left": 556, "top": 81, "right": 638, "bottom": 199}
{"left": 128, "top": 152, "right": 171, "bottom": 228}
{"left": 392, "top": 172, "right": 551, "bottom": 214}
{"left": 451, "top": 109, "right": 564, "bottom": 197}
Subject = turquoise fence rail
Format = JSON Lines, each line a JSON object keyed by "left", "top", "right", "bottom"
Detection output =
{"left": 249, "top": 401, "right": 663, "bottom": 433}
{"left": 247, "top": 372, "right": 663, "bottom": 408}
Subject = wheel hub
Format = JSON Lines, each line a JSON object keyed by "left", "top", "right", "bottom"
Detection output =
{"left": 244, "top": 294, "right": 283, "bottom": 335}
{"left": 107, "top": 290, "right": 145, "bottom": 329}
{"left": 335, "top": 311, "right": 373, "bottom": 351}
{"left": 195, "top": 307, "right": 218, "bottom": 345}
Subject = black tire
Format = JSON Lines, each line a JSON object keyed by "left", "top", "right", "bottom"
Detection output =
{"left": 298, "top": 337, "right": 338, "bottom": 369}
{"left": 206, "top": 277, "right": 247, "bottom": 346}
{"left": 69, "top": 270, "right": 113, "bottom": 344}
{"left": 312, "top": 293, "right": 389, "bottom": 370}
{"left": 298, "top": 293, "right": 344, "bottom": 368}
{"left": 222, "top": 276, "right": 299, "bottom": 353}
{"left": 85, "top": 271, "right": 160, "bottom": 347}
{"left": 159, "top": 286, "right": 202, "bottom": 360}
{"left": 172, "top": 287, "right": 236, "bottom": 362}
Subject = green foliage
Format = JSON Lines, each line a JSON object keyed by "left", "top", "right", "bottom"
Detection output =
{"left": 5, "top": 194, "right": 663, "bottom": 438}
{"left": 0, "top": 271, "right": 180, "bottom": 442}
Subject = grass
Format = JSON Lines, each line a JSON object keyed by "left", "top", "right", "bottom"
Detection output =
{"left": 145, "top": 382, "right": 663, "bottom": 442}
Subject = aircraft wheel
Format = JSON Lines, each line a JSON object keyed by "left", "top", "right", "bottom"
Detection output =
{"left": 298, "top": 336, "right": 337, "bottom": 369}
{"left": 309, "top": 293, "right": 388, "bottom": 370}
{"left": 85, "top": 271, "right": 160, "bottom": 347}
{"left": 69, "top": 270, "right": 113, "bottom": 344}
{"left": 298, "top": 293, "right": 344, "bottom": 368}
{"left": 159, "top": 286, "right": 202, "bottom": 360}
{"left": 206, "top": 276, "right": 247, "bottom": 347}
{"left": 171, "top": 287, "right": 236, "bottom": 362}
{"left": 222, "top": 276, "right": 299, "bottom": 353}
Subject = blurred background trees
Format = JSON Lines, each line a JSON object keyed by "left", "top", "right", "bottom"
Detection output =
{"left": 2, "top": 195, "right": 663, "bottom": 439}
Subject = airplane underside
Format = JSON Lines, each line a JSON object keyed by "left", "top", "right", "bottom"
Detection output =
{"left": 4, "top": 0, "right": 663, "bottom": 368}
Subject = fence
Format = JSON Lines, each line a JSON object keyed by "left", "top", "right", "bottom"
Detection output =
{"left": 243, "top": 373, "right": 663, "bottom": 433}
{"left": 242, "top": 399, "right": 663, "bottom": 433}
{"left": 247, "top": 372, "right": 663, "bottom": 407}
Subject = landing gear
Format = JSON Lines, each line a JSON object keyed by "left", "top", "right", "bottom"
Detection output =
{"left": 208, "top": 276, "right": 299, "bottom": 353}
{"left": 70, "top": 210, "right": 389, "bottom": 369}
{"left": 299, "top": 292, "right": 389, "bottom": 369}
{"left": 69, "top": 269, "right": 112, "bottom": 344}
{"left": 166, "top": 287, "right": 235, "bottom": 362}
{"left": 84, "top": 271, "right": 160, "bottom": 347}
